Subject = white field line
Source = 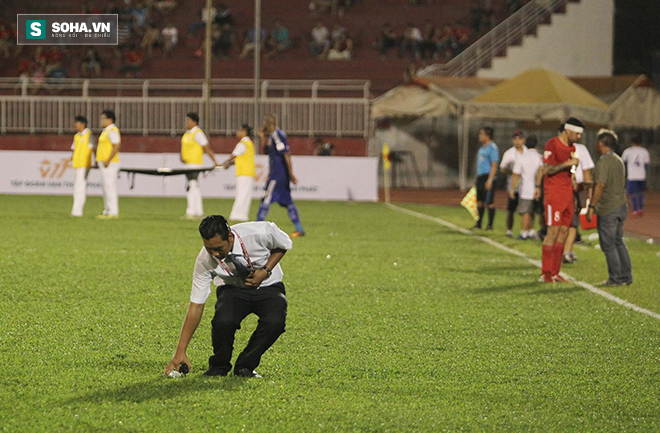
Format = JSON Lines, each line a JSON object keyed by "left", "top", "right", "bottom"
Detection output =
{"left": 387, "top": 203, "right": 660, "bottom": 321}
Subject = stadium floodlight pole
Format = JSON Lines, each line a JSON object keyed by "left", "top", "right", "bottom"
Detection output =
{"left": 204, "top": 0, "right": 212, "bottom": 131}
{"left": 253, "top": 0, "right": 262, "bottom": 148}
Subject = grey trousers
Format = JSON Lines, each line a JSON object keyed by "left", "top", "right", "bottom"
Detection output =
{"left": 597, "top": 204, "right": 633, "bottom": 284}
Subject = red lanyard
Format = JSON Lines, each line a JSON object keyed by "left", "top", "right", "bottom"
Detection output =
{"left": 219, "top": 230, "right": 254, "bottom": 276}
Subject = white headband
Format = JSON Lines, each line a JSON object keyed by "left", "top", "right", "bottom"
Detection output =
{"left": 564, "top": 123, "right": 584, "bottom": 134}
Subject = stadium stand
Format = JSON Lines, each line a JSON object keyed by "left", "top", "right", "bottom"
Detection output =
{"left": 1, "top": 0, "right": 525, "bottom": 95}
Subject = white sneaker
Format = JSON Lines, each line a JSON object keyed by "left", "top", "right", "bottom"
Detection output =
{"left": 506, "top": 230, "right": 513, "bottom": 237}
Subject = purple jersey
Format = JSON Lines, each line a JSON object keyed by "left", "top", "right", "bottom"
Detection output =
{"left": 266, "top": 128, "right": 291, "bottom": 182}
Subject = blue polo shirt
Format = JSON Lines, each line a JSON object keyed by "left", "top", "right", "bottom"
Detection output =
{"left": 476, "top": 142, "right": 500, "bottom": 176}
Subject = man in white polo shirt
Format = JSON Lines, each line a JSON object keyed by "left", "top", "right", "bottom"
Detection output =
{"left": 621, "top": 134, "right": 651, "bottom": 217}
{"left": 164, "top": 215, "right": 292, "bottom": 378}
{"left": 510, "top": 135, "right": 542, "bottom": 240}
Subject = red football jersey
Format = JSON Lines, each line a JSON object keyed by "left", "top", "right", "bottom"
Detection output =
{"left": 542, "top": 137, "right": 575, "bottom": 193}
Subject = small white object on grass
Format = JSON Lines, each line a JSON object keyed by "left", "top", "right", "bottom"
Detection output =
{"left": 168, "top": 370, "right": 182, "bottom": 378}
{"left": 393, "top": 262, "right": 398, "bottom": 266}
{"left": 646, "top": 238, "right": 655, "bottom": 245}
{"left": 326, "top": 255, "right": 331, "bottom": 259}
{"left": 595, "top": 244, "right": 601, "bottom": 250}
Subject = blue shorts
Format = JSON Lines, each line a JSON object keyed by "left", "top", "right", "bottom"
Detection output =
{"left": 626, "top": 180, "right": 646, "bottom": 195}
{"left": 262, "top": 179, "right": 293, "bottom": 206}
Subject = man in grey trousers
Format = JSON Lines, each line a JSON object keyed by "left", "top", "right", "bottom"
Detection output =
{"left": 586, "top": 129, "right": 633, "bottom": 287}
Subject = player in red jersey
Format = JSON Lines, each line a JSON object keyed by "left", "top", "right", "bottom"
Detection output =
{"left": 534, "top": 118, "right": 583, "bottom": 282}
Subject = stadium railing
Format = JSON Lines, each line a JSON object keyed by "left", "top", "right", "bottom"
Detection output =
{"left": 0, "top": 79, "right": 371, "bottom": 137}
{"left": 418, "top": 0, "right": 570, "bottom": 77}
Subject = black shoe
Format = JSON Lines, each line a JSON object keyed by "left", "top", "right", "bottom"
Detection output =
{"left": 203, "top": 367, "right": 229, "bottom": 376}
{"left": 485, "top": 225, "right": 493, "bottom": 230}
{"left": 471, "top": 224, "right": 482, "bottom": 230}
{"left": 597, "top": 280, "right": 621, "bottom": 287}
{"left": 234, "top": 367, "right": 262, "bottom": 378}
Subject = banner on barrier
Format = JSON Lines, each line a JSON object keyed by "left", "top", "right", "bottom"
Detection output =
{"left": 0, "top": 151, "right": 378, "bottom": 202}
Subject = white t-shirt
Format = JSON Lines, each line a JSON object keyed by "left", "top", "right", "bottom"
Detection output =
{"left": 513, "top": 148, "right": 543, "bottom": 200}
{"left": 190, "top": 221, "right": 293, "bottom": 304}
{"left": 188, "top": 126, "right": 209, "bottom": 146}
{"left": 231, "top": 136, "right": 250, "bottom": 157}
{"left": 573, "top": 143, "right": 595, "bottom": 184}
{"left": 311, "top": 26, "right": 329, "bottom": 44}
{"left": 621, "top": 145, "right": 651, "bottom": 181}
{"left": 104, "top": 124, "right": 121, "bottom": 144}
{"left": 71, "top": 128, "right": 94, "bottom": 150}
{"left": 161, "top": 26, "right": 178, "bottom": 45}
{"left": 500, "top": 146, "right": 526, "bottom": 192}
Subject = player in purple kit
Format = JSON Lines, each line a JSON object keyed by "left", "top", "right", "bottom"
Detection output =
{"left": 256, "top": 114, "right": 306, "bottom": 237}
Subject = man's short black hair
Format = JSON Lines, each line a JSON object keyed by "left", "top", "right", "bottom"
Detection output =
{"left": 597, "top": 130, "right": 619, "bottom": 153}
{"left": 199, "top": 215, "right": 230, "bottom": 240}
{"left": 559, "top": 117, "right": 584, "bottom": 132}
{"left": 525, "top": 135, "right": 538, "bottom": 149}
{"left": 241, "top": 123, "right": 253, "bottom": 137}
{"left": 631, "top": 133, "right": 644, "bottom": 145}
{"left": 101, "top": 110, "right": 115, "bottom": 123}
{"left": 187, "top": 112, "right": 200, "bottom": 124}
{"left": 481, "top": 126, "right": 494, "bottom": 139}
{"left": 74, "top": 115, "right": 87, "bottom": 125}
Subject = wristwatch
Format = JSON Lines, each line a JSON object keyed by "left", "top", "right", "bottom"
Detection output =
{"left": 262, "top": 266, "right": 272, "bottom": 278}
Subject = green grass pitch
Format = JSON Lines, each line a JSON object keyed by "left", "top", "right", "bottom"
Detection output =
{"left": 1, "top": 194, "right": 659, "bottom": 432}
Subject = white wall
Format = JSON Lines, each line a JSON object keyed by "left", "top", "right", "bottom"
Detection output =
{"left": 478, "top": 0, "right": 614, "bottom": 79}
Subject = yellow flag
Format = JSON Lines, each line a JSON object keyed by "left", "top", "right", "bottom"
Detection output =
{"left": 382, "top": 143, "right": 391, "bottom": 171}
{"left": 460, "top": 187, "right": 479, "bottom": 221}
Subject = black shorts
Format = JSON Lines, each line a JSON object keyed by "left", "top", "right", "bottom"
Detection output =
{"left": 507, "top": 193, "right": 519, "bottom": 212}
{"left": 476, "top": 174, "right": 495, "bottom": 205}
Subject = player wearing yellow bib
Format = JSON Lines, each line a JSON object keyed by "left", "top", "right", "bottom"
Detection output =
{"left": 69, "top": 115, "right": 94, "bottom": 217}
{"left": 221, "top": 124, "right": 256, "bottom": 222}
{"left": 181, "top": 112, "right": 219, "bottom": 219}
{"left": 96, "top": 110, "right": 121, "bottom": 219}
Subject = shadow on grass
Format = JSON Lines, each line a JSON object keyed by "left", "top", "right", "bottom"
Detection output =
{"left": 474, "top": 282, "right": 584, "bottom": 295}
{"left": 458, "top": 264, "right": 532, "bottom": 275}
{"left": 63, "top": 374, "right": 250, "bottom": 405}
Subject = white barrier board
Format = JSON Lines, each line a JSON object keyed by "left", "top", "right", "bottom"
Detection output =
{"left": 0, "top": 151, "right": 378, "bottom": 202}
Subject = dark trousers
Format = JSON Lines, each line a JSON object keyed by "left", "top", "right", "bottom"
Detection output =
{"left": 597, "top": 204, "right": 633, "bottom": 284}
{"left": 209, "top": 282, "right": 287, "bottom": 373}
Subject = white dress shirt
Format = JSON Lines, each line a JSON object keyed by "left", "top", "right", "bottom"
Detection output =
{"left": 190, "top": 221, "right": 293, "bottom": 304}
{"left": 573, "top": 143, "right": 595, "bottom": 184}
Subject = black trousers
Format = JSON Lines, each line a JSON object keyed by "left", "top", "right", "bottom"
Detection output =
{"left": 208, "top": 282, "right": 287, "bottom": 373}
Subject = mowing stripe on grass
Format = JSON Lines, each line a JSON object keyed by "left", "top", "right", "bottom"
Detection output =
{"left": 387, "top": 203, "right": 660, "bottom": 322}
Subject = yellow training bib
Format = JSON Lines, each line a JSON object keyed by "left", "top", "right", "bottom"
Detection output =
{"left": 97, "top": 125, "right": 120, "bottom": 163}
{"left": 72, "top": 129, "right": 93, "bottom": 169}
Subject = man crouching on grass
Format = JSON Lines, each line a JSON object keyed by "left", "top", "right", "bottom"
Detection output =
{"left": 165, "top": 215, "right": 292, "bottom": 378}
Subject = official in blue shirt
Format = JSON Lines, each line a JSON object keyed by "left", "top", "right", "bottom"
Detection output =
{"left": 256, "top": 114, "right": 306, "bottom": 237}
{"left": 474, "top": 126, "right": 500, "bottom": 230}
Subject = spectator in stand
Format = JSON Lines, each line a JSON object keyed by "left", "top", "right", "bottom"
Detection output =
{"left": 153, "top": 0, "right": 178, "bottom": 15}
{"left": 433, "top": 25, "right": 454, "bottom": 61}
{"left": 375, "top": 23, "right": 397, "bottom": 60}
{"left": 309, "top": 0, "right": 338, "bottom": 16}
{"left": 308, "top": 21, "right": 330, "bottom": 58}
{"left": 239, "top": 26, "right": 266, "bottom": 59}
{"left": 470, "top": 0, "right": 485, "bottom": 33}
{"left": 421, "top": 20, "right": 436, "bottom": 60}
{"left": 265, "top": 20, "right": 291, "bottom": 59}
{"left": 116, "top": 20, "right": 133, "bottom": 54}
{"left": 161, "top": 23, "right": 178, "bottom": 57}
{"left": 195, "top": 23, "right": 222, "bottom": 58}
{"left": 0, "top": 23, "right": 12, "bottom": 59}
{"left": 507, "top": 0, "right": 523, "bottom": 14}
{"left": 403, "top": 61, "right": 419, "bottom": 82}
{"left": 188, "top": 3, "right": 217, "bottom": 36}
{"left": 327, "top": 23, "right": 352, "bottom": 60}
{"left": 215, "top": 23, "right": 236, "bottom": 58}
{"left": 81, "top": 48, "right": 102, "bottom": 78}
{"left": 399, "top": 23, "right": 422, "bottom": 59}
{"left": 130, "top": 1, "right": 151, "bottom": 37}
{"left": 452, "top": 24, "right": 471, "bottom": 56}
{"left": 141, "top": 22, "right": 161, "bottom": 58}
{"left": 119, "top": 43, "right": 144, "bottom": 78}
{"left": 313, "top": 137, "right": 335, "bottom": 156}
{"left": 621, "top": 134, "right": 651, "bottom": 217}
{"left": 215, "top": 3, "right": 233, "bottom": 26}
